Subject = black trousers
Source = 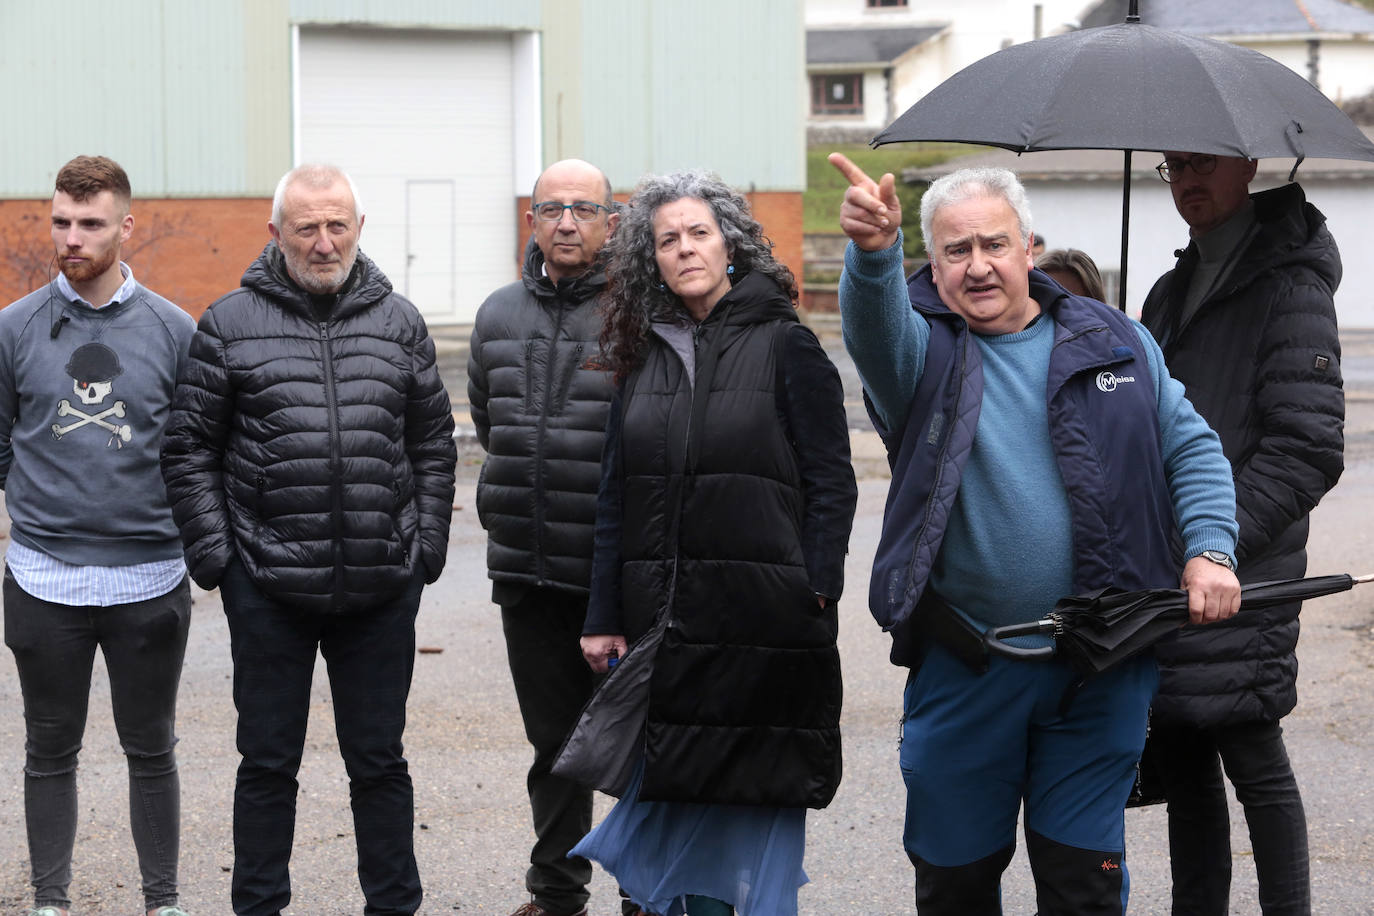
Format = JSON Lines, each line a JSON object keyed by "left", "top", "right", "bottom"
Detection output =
{"left": 501, "top": 587, "right": 598, "bottom": 915}
{"left": 4, "top": 570, "right": 191, "bottom": 912}
{"left": 222, "top": 559, "right": 424, "bottom": 916}
{"left": 1153, "top": 720, "right": 1310, "bottom": 915}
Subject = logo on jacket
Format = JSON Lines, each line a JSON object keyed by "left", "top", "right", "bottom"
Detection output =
{"left": 1095, "top": 370, "right": 1136, "bottom": 393}
{"left": 51, "top": 342, "right": 132, "bottom": 448}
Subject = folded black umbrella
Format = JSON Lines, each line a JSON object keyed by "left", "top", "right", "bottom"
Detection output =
{"left": 984, "top": 573, "right": 1372, "bottom": 676}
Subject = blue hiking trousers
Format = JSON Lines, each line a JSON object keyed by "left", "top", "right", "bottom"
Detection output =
{"left": 900, "top": 642, "right": 1156, "bottom": 914}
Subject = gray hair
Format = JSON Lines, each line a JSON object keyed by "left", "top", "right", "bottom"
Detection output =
{"left": 600, "top": 169, "right": 797, "bottom": 380}
{"left": 271, "top": 164, "right": 364, "bottom": 226}
{"left": 919, "top": 167, "right": 1033, "bottom": 258}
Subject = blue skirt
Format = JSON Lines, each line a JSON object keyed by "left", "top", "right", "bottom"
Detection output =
{"left": 571, "top": 760, "right": 809, "bottom": 916}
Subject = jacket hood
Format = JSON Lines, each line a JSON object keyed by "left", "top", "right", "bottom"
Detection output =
{"left": 699, "top": 269, "right": 798, "bottom": 328}
{"left": 241, "top": 242, "right": 395, "bottom": 321}
{"left": 520, "top": 234, "right": 609, "bottom": 305}
{"left": 1203, "top": 182, "right": 1341, "bottom": 301}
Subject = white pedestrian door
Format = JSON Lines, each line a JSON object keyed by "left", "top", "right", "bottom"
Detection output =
{"left": 405, "top": 180, "right": 455, "bottom": 314}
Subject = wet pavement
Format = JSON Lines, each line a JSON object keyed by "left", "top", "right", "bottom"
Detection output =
{"left": 0, "top": 324, "right": 1371, "bottom": 914}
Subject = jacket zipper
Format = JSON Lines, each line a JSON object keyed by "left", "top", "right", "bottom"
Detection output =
{"left": 320, "top": 320, "right": 346, "bottom": 608}
{"left": 901, "top": 323, "right": 967, "bottom": 620}
{"left": 663, "top": 322, "right": 708, "bottom": 626}
{"left": 531, "top": 306, "right": 569, "bottom": 584}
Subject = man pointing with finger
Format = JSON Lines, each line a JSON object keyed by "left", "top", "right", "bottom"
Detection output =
{"left": 831, "top": 153, "right": 1242, "bottom": 914}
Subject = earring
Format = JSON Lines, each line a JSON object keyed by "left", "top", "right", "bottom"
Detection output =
{"left": 726, "top": 264, "right": 735, "bottom": 276}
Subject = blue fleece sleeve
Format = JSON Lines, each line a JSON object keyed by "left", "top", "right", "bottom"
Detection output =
{"left": 838, "top": 231, "right": 929, "bottom": 431}
{"left": 1135, "top": 323, "right": 1240, "bottom": 565}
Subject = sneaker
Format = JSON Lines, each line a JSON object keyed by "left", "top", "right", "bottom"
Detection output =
{"left": 28, "top": 909, "right": 66, "bottom": 916}
{"left": 150, "top": 908, "right": 190, "bottom": 916}
{"left": 509, "top": 903, "right": 588, "bottom": 916}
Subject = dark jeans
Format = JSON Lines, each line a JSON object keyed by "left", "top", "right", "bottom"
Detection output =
{"left": 3, "top": 568, "right": 191, "bottom": 911}
{"left": 501, "top": 588, "right": 597, "bottom": 915}
{"left": 1154, "top": 720, "right": 1310, "bottom": 915}
{"left": 221, "top": 559, "right": 424, "bottom": 916}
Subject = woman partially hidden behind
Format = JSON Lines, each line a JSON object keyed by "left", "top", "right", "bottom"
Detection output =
{"left": 573, "top": 171, "right": 858, "bottom": 916}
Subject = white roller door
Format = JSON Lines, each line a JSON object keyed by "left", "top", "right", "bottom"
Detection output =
{"left": 297, "top": 27, "right": 516, "bottom": 324}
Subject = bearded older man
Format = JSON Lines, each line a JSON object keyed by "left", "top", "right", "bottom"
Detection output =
{"left": 160, "top": 164, "right": 456, "bottom": 916}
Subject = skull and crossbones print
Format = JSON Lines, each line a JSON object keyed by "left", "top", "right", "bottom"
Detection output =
{"left": 51, "top": 342, "right": 132, "bottom": 448}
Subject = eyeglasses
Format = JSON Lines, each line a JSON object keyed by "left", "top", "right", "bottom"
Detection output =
{"left": 532, "top": 201, "right": 612, "bottom": 222}
{"left": 1156, "top": 154, "right": 1218, "bottom": 183}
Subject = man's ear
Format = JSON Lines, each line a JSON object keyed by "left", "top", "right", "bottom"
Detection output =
{"left": 119, "top": 212, "right": 134, "bottom": 245}
{"left": 525, "top": 209, "right": 536, "bottom": 232}
{"left": 268, "top": 221, "right": 281, "bottom": 243}
{"left": 606, "top": 210, "right": 620, "bottom": 235}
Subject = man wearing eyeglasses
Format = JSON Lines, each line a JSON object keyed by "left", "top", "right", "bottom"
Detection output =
{"left": 1142, "top": 152, "right": 1344, "bottom": 915}
{"left": 467, "top": 159, "right": 620, "bottom": 916}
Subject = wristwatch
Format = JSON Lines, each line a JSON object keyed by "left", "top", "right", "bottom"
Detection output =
{"left": 1198, "top": 549, "right": 1236, "bottom": 571}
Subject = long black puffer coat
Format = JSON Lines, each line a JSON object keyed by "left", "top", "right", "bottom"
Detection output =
{"left": 586, "top": 271, "right": 858, "bottom": 808}
{"left": 161, "top": 243, "right": 457, "bottom": 614}
{"left": 1142, "top": 182, "right": 1344, "bottom": 728}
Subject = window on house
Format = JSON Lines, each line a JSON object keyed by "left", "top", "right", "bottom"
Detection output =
{"left": 811, "top": 74, "right": 864, "bottom": 116}
{"left": 867, "top": 0, "right": 909, "bottom": 7}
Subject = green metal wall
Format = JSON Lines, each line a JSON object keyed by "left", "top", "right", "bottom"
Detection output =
{"left": 288, "top": 0, "right": 539, "bottom": 29}
{"left": 0, "top": 0, "right": 290, "bottom": 197}
{"left": 542, "top": 0, "right": 806, "bottom": 191}
{"left": 0, "top": 0, "right": 803, "bottom": 197}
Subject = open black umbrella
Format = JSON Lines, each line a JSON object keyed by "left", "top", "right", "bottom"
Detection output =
{"left": 983, "top": 573, "right": 1372, "bottom": 677}
{"left": 871, "top": 0, "right": 1374, "bottom": 305}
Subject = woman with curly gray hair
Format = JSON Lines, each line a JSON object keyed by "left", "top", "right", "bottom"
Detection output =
{"left": 568, "top": 171, "right": 857, "bottom": 916}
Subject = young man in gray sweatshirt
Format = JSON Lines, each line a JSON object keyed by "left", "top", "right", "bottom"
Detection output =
{"left": 0, "top": 156, "right": 196, "bottom": 916}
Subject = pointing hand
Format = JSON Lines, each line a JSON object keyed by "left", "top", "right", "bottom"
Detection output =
{"left": 829, "top": 152, "right": 902, "bottom": 252}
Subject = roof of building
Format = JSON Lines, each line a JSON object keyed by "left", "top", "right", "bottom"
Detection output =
{"left": 807, "top": 26, "right": 945, "bottom": 66}
{"left": 901, "top": 128, "right": 1374, "bottom": 182}
{"left": 1081, "top": 0, "right": 1374, "bottom": 36}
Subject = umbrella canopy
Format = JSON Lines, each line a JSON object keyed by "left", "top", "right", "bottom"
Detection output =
{"left": 984, "top": 573, "right": 1372, "bottom": 677}
{"left": 872, "top": 0, "right": 1374, "bottom": 305}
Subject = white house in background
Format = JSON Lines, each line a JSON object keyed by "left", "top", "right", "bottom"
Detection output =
{"left": 1081, "top": 0, "right": 1374, "bottom": 103}
{"left": 805, "top": 0, "right": 1098, "bottom": 139}
{"left": 905, "top": 133, "right": 1374, "bottom": 328}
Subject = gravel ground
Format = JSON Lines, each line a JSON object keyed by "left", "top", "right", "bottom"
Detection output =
{"left": 0, "top": 328, "right": 1371, "bottom": 915}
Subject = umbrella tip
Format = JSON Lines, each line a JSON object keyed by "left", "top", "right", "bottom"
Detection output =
{"left": 1127, "top": 0, "right": 1140, "bottom": 22}
{"left": 1354, "top": 573, "right": 1374, "bottom": 584}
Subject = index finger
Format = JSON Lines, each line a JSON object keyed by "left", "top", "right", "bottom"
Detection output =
{"left": 828, "top": 152, "right": 876, "bottom": 189}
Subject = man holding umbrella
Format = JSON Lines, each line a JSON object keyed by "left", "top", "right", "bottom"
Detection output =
{"left": 832, "top": 154, "right": 1242, "bottom": 914}
{"left": 1142, "top": 152, "right": 1344, "bottom": 915}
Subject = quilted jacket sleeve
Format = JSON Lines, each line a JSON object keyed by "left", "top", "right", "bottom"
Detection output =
{"left": 781, "top": 323, "right": 858, "bottom": 601}
{"left": 406, "top": 314, "right": 457, "bottom": 582}
{"left": 159, "top": 307, "right": 237, "bottom": 589}
{"left": 466, "top": 312, "right": 491, "bottom": 450}
{"left": 1233, "top": 274, "right": 1344, "bottom": 563}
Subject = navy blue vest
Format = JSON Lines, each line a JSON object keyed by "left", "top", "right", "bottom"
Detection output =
{"left": 869, "top": 268, "right": 1179, "bottom": 666}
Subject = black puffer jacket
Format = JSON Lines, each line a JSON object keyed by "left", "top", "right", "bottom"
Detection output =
{"left": 1142, "top": 183, "right": 1344, "bottom": 728}
{"left": 467, "top": 240, "right": 615, "bottom": 594}
{"left": 161, "top": 243, "right": 457, "bottom": 614}
{"left": 587, "top": 271, "right": 858, "bottom": 808}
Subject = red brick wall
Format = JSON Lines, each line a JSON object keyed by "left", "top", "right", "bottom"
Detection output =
{"left": 5, "top": 190, "right": 807, "bottom": 321}
{"left": 0, "top": 198, "right": 272, "bottom": 320}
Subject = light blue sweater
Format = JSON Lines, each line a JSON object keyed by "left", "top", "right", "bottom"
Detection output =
{"left": 841, "top": 234, "right": 1238, "bottom": 629}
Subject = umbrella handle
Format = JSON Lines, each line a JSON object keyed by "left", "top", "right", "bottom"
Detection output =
{"left": 983, "top": 619, "right": 1058, "bottom": 660}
